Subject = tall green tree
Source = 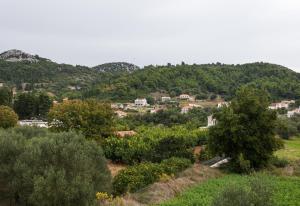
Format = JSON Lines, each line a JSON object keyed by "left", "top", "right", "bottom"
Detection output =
{"left": 208, "top": 87, "right": 283, "bottom": 172}
{"left": 36, "top": 93, "right": 52, "bottom": 118}
{"left": 13, "top": 93, "right": 36, "bottom": 119}
{"left": 48, "top": 99, "right": 114, "bottom": 139}
{"left": 0, "top": 87, "right": 13, "bottom": 106}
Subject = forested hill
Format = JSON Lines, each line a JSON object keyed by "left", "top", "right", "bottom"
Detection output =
{"left": 0, "top": 49, "right": 299, "bottom": 101}
{"left": 83, "top": 62, "right": 300, "bottom": 101}
{"left": 0, "top": 50, "right": 138, "bottom": 97}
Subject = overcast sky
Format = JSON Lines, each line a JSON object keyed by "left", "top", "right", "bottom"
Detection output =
{"left": 0, "top": 0, "right": 300, "bottom": 71}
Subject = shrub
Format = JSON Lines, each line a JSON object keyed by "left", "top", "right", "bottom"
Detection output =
{"left": 112, "top": 157, "right": 192, "bottom": 195}
{"left": 211, "top": 176, "right": 275, "bottom": 206}
{"left": 160, "top": 157, "right": 192, "bottom": 174}
{"left": 270, "top": 156, "right": 289, "bottom": 168}
{"left": 198, "top": 146, "right": 213, "bottom": 161}
{"left": 112, "top": 162, "right": 163, "bottom": 195}
{"left": 0, "top": 105, "right": 18, "bottom": 128}
{"left": 104, "top": 126, "right": 207, "bottom": 165}
{"left": 145, "top": 136, "right": 195, "bottom": 163}
{"left": 0, "top": 129, "right": 111, "bottom": 206}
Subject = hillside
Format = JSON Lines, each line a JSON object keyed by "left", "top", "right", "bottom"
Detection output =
{"left": 1, "top": 50, "right": 300, "bottom": 101}
{"left": 0, "top": 50, "right": 137, "bottom": 97}
{"left": 84, "top": 63, "right": 300, "bottom": 101}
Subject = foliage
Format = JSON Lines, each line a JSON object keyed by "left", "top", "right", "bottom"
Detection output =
{"left": 2, "top": 59, "right": 300, "bottom": 101}
{"left": 103, "top": 126, "right": 207, "bottom": 164}
{"left": 0, "top": 87, "right": 13, "bottom": 106}
{"left": 211, "top": 177, "right": 275, "bottom": 206}
{"left": 160, "top": 174, "right": 300, "bottom": 206}
{"left": 275, "top": 136, "right": 300, "bottom": 161}
{"left": 208, "top": 87, "right": 283, "bottom": 172}
{"left": 119, "top": 107, "right": 211, "bottom": 129}
{"left": 275, "top": 116, "right": 299, "bottom": 139}
{"left": 0, "top": 59, "right": 101, "bottom": 97}
{"left": 48, "top": 99, "right": 114, "bottom": 139}
{"left": 83, "top": 62, "right": 300, "bottom": 101}
{"left": 0, "top": 105, "right": 18, "bottom": 128}
{"left": 269, "top": 156, "right": 289, "bottom": 168}
{"left": 112, "top": 157, "right": 192, "bottom": 195}
{"left": 0, "top": 128, "right": 111, "bottom": 206}
{"left": 13, "top": 92, "right": 52, "bottom": 119}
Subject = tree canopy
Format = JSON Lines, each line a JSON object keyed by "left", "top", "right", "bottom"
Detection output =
{"left": 48, "top": 99, "right": 114, "bottom": 139}
{"left": 0, "top": 127, "right": 111, "bottom": 206}
{"left": 208, "top": 87, "right": 283, "bottom": 172}
{"left": 0, "top": 105, "right": 18, "bottom": 128}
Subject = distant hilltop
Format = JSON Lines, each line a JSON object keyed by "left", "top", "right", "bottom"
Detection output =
{"left": 0, "top": 49, "right": 42, "bottom": 63}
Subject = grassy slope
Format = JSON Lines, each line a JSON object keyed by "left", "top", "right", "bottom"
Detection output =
{"left": 159, "top": 174, "right": 300, "bottom": 206}
{"left": 276, "top": 136, "right": 300, "bottom": 161}
{"left": 160, "top": 138, "right": 300, "bottom": 206}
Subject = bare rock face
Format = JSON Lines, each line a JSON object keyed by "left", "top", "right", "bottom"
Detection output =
{"left": 0, "top": 49, "right": 39, "bottom": 62}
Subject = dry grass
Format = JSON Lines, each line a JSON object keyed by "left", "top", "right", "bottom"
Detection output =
{"left": 107, "top": 161, "right": 127, "bottom": 177}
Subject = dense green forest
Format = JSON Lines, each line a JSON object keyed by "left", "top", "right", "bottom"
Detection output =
{"left": 1, "top": 51, "right": 300, "bottom": 101}
{"left": 84, "top": 62, "right": 300, "bottom": 101}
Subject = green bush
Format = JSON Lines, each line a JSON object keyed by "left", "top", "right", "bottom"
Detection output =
{"left": 0, "top": 128, "right": 111, "bottom": 206}
{"left": 211, "top": 176, "right": 275, "bottom": 206}
{"left": 104, "top": 126, "right": 207, "bottom": 165}
{"left": 270, "top": 156, "right": 289, "bottom": 168}
{"left": 112, "top": 157, "right": 192, "bottom": 195}
{"left": 160, "top": 157, "right": 192, "bottom": 174}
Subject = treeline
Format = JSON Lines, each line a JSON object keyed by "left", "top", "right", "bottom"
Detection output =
{"left": 84, "top": 62, "right": 300, "bottom": 101}
{"left": 0, "top": 87, "right": 52, "bottom": 119}
{"left": 1, "top": 59, "right": 300, "bottom": 101}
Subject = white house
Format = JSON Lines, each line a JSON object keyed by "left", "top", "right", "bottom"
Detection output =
{"left": 207, "top": 115, "right": 216, "bottom": 127}
{"left": 287, "top": 108, "right": 300, "bottom": 118}
{"left": 217, "top": 102, "right": 229, "bottom": 108}
{"left": 161, "top": 96, "right": 171, "bottom": 102}
{"left": 179, "top": 94, "right": 190, "bottom": 100}
{"left": 0, "top": 82, "right": 3, "bottom": 87}
{"left": 134, "top": 98, "right": 148, "bottom": 107}
{"left": 269, "top": 101, "right": 292, "bottom": 110}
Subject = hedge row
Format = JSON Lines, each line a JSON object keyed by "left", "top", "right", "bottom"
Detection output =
{"left": 104, "top": 126, "right": 208, "bottom": 164}
{"left": 112, "top": 157, "right": 192, "bottom": 195}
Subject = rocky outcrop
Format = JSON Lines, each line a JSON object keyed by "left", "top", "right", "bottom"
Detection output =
{"left": 0, "top": 49, "right": 40, "bottom": 62}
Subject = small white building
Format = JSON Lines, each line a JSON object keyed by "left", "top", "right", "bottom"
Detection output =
{"left": 19, "top": 120, "right": 48, "bottom": 128}
{"left": 179, "top": 94, "right": 190, "bottom": 100}
{"left": 287, "top": 108, "right": 300, "bottom": 118}
{"left": 161, "top": 96, "right": 171, "bottom": 102}
{"left": 207, "top": 115, "right": 216, "bottom": 127}
{"left": 0, "top": 82, "right": 3, "bottom": 87}
{"left": 134, "top": 98, "right": 148, "bottom": 107}
{"left": 269, "top": 100, "right": 295, "bottom": 110}
{"left": 217, "top": 102, "right": 229, "bottom": 108}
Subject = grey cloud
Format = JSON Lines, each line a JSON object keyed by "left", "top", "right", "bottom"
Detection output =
{"left": 0, "top": 0, "right": 299, "bottom": 71}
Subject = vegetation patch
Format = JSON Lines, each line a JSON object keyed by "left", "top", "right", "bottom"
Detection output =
{"left": 275, "top": 136, "right": 300, "bottom": 161}
{"left": 159, "top": 174, "right": 300, "bottom": 206}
